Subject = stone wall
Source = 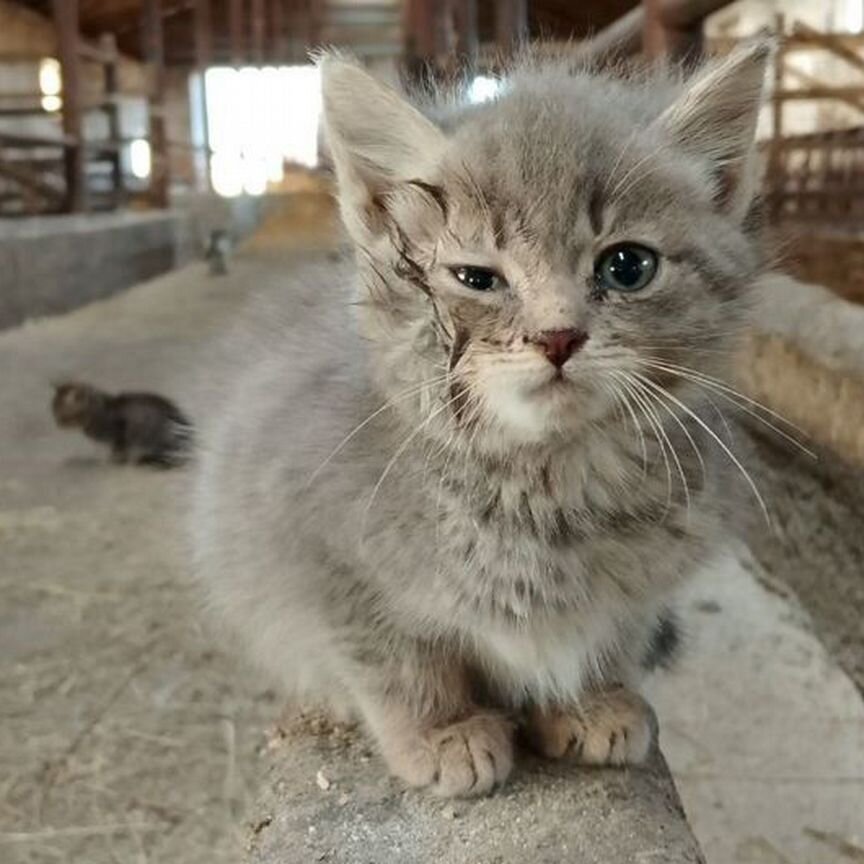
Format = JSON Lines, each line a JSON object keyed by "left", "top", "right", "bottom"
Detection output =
{"left": 0, "top": 193, "right": 266, "bottom": 331}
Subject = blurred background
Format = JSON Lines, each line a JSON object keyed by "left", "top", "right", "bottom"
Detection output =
{"left": 2, "top": 2, "right": 864, "bottom": 308}
{"left": 1, "top": 3, "right": 863, "bottom": 864}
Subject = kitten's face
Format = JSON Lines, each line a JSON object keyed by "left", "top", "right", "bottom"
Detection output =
{"left": 323, "top": 46, "right": 769, "bottom": 449}
{"left": 381, "top": 118, "right": 757, "bottom": 445}
{"left": 52, "top": 383, "right": 98, "bottom": 426}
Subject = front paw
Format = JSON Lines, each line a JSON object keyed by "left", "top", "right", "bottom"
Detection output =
{"left": 390, "top": 714, "right": 514, "bottom": 798}
{"left": 525, "top": 687, "right": 655, "bottom": 766}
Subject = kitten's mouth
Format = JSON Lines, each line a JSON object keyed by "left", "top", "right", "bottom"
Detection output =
{"left": 529, "top": 369, "right": 572, "bottom": 395}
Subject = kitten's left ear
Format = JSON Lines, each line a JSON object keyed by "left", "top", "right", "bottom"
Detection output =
{"left": 657, "top": 39, "right": 773, "bottom": 220}
{"left": 319, "top": 53, "right": 448, "bottom": 243}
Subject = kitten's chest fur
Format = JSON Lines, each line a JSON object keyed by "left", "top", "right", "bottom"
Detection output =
{"left": 408, "top": 437, "right": 708, "bottom": 702}
{"left": 422, "top": 436, "right": 698, "bottom": 615}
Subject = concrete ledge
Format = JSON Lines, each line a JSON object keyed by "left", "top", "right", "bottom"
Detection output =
{"left": 246, "top": 713, "right": 705, "bottom": 864}
{"left": 0, "top": 193, "right": 267, "bottom": 331}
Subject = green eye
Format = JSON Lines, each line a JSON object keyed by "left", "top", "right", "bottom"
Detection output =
{"left": 451, "top": 266, "right": 504, "bottom": 292}
{"left": 594, "top": 243, "right": 658, "bottom": 293}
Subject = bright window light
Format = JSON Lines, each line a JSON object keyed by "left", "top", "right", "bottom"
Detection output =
{"left": 129, "top": 138, "right": 152, "bottom": 179}
{"left": 39, "top": 57, "right": 62, "bottom": 96}
{"left": 467, "top": 75, "right": 501, "bottom": 104}
{"left": 204, "top": 64, "right": 322, "bottom": 198}
{"left": 41, "top": 95, "right": 62, "bottom": 112}
{"left": 844, "top": 0, "right": 864, "bottom": 32}
{"left": 211, "top": 152, "right": 244, "bottom": 198}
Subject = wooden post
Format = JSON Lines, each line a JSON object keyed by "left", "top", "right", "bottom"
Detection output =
{"left": 251, "top": 0, "right": 265, "bottom": 64}
{"left": 271, "top": 0, "right": 285, "bottom": 63}
{"left": 495, "top": 0, "right": 527, "bottom": 54}
{"left": 101, "top": 33, "right": 124, "bottom": 207}
{"left": 453, "top": 0, "right": 478, "bottom": 72}
{"left": 142, "top": 0, "right": 169, "bottom": 207}
{"left": 194, "top": 0, "right": 213, "bottom": 67}
{"left": 307, "top": 0, "right": 322, "bottom": 48}
{"left": 768, "top": 14, "right": 785, "bottom": 222}
{"left": 643, "top": 0, "right": 703, "bottom": 62}
{"left": 403, "top": 0, "right": 448, "bottom": 85}
{"left": 194, "top": 0, "right": 213, "bottom": 192}
{"left": 52, "top": 0, "right": 86, "bottom": 212}
{"left": 229, "top": 0, "right": 245, "bottom": 66}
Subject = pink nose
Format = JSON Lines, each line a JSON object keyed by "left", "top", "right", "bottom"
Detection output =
{"left": 529, "top": 329, "right": 589, "bottom": 368}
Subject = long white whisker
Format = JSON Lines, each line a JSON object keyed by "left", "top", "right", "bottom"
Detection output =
{"left": 307, "top": 374, "right": 451, "bottom": 485}
{"left": 640, "top": 360, "right": 815, "bottom": 458}
{"left": 602, "top": 377, "right": 648, "bottom": 475}
{"left": 643, "top": 359, "right": 807, "bottom": 434}
{"left": 362, "top": 392, "right": 465, "bottom": 534}
{"left": 634, "top": 376, "right": 706, "bottom": 476}
{"left": 614, "top": 372, "right": 674, "bottom": 510}
{"left": 624, "top": 374, "right": 691, "bottom": 516}
{"left": 632, "top": 371, "right": 771, "bottom": 526}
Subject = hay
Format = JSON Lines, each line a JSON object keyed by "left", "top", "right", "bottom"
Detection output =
{"left": 736, "top": 332, "right": 864, "bottom": 467}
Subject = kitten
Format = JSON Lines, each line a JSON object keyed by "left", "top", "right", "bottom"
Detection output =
{"left": 206, "top": 229, "right": 232, "bottom": 276}
{"left": 52, "top": 381, "right": 192, "bottom": 467}
{"left": 191, "top": 42, "right": 770, "bottom": 797}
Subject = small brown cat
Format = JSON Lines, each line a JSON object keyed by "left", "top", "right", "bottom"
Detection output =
{"left": 52, "top": 381, "right": 192, "bottom": 467}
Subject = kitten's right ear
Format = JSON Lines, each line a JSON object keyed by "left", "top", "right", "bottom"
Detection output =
{"left": 319, "top": 53, "right": 447, "bottom": 242}
{"left": 656, "top": 39, "right": 773, "bottom": 220}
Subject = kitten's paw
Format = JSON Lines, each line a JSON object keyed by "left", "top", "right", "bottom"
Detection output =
{"left": 525, "top": 688, "right": 655, "bottom": 766}
{"left": 390, "top": 714, "right": 514, "bottom": 798}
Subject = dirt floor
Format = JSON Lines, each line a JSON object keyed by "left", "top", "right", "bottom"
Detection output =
{"left": 0, "top": 194, "right": 339, "bottom": 864}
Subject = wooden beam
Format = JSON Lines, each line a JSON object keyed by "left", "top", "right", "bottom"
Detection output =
{"left": 453, "top": 0, "right": 478, "bottom": 69}
{"left": 142, "top": 0, "right": 169, "bottom": 207}
{"left": 270, "top": 0, "right": 285, "bottom": 62}
{"left": 251, "top": 0, "right": 265, "bottom": 64}
{"left": 793, "top": 20, "right": 864, "bottom": 76}
{"left": 101, "top": 33, "right": 124, "bottom": 206}
{"left": 495, "top": 0, "right": 527, "bottom": 53}
{"left": 406, "top": 0, "right": 437, "bottom": 60}
{"left": 592, "top": 0, "right": 733, "bottom": 60}
{"left": 642, "top": 0, "right": 732, "bottom": 61}
{"left": 52, "top": 0, "right": 86, "bottom": 212}
{"left": 194, "top": 0, "right": 212, "bottom": 192}
{"left": 0, "top": 159, "right": 65, "bottom": 203}
{"left": 194, "top": 0, "right": 213, "bottom": 69}
{"left": 776, "top": 86, "right": 864, "bottom": 102}
{"left": 229, "top": 0, "right": 244, "bottom": 65}
{"left": 784, "top": 64, "right": 864, "bottom": 115}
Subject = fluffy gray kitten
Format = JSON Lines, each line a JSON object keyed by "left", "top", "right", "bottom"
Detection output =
{"left": 192, "top": 42, "right": 770, "bottom": 797}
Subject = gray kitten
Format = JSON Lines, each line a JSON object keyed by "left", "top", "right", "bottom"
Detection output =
{"left": 191, "top": 42, "right": 770, "bottom": 797}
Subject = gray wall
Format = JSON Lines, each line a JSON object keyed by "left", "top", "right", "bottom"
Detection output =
{"left": 0, "top": 194, "right": 265, "bottom": 331}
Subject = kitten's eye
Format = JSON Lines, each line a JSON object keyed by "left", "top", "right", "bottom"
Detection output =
{"left": 594, "top": 244, "right": 658, "bottom": 293}
{"left": 450, "top": 266, "right": 504, "bottom": 292}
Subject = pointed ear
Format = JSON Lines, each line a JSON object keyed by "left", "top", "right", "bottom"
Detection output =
{"left": 657, "top": 39, "right": 773, "bottom": 219}
{"left": 319, "top": 53, "right": 447, "bottom": 242}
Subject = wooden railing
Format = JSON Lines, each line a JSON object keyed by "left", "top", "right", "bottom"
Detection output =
{"left": 764, "top": 126, "right": 864, "bottom": 225}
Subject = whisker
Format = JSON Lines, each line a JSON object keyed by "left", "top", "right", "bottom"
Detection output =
{"left": 639, "top": 360, "right": 815, "bottom": 458}
{"left": 362, "top": 391, "right": 466, "bottom": 532}
{"left": 643, "top": 359, "right": 806, "bottom": 433}
{"left": 307, "top": 374, "right": 451, "bottom": 485}
{"left": 634, "top": 376, "right": 706, "bottom": 476}
{"left": 614, "top": 372, "right": 674, "bottom": 511}
{"left": 631, "top": 371, "right": 771, "bottom": 526}
{"left": 601, "top": 377, "right": 648, "bottom": 475}
{"left": 623, "top": 373, "right": 691, "bottom": 516}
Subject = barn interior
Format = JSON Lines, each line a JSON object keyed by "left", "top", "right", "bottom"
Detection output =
{"left": 1, "top": 2, "right": 863, "bottom": 864}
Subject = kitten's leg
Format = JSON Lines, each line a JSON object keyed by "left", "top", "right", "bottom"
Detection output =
{"left": 354, "top": 664, "right": 514, "bottom": 798}
{"left": 524, "top": 686, "right": 655, "bottom": 766}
